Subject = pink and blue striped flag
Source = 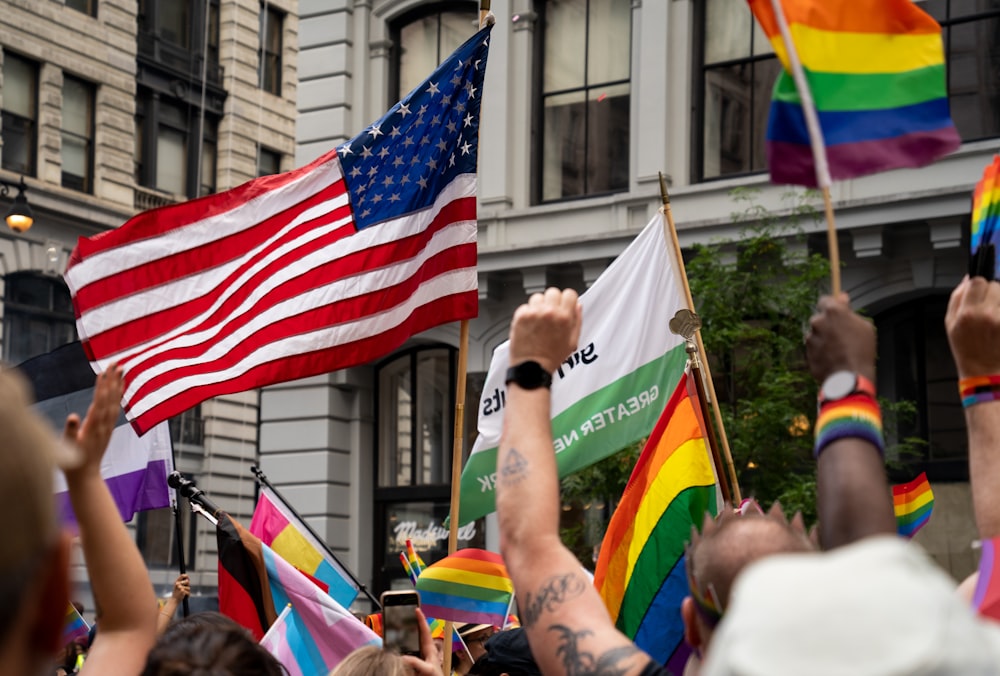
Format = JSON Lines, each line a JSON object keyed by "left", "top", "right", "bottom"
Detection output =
{"left": 415, "top": 549, "right": 514, "bottom": 627}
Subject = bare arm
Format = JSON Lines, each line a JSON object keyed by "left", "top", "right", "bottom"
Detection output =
{"left": 65, "top": 366, "right": 157, "bottom": 675}
{"left": 806, "top": 294, "right": 896, "bottom": 548}
{"left": 945, "top": 276, "right": 1000, "bottom": 538}
{"left": 156, "top": 574, "right": 189, "bottom": 636}
{"left": 497, "top": 288, "right": 654, "bottom": 676}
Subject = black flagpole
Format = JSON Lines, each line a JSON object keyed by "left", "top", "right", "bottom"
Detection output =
{"left": 250, "top": 465, "right": 381, "bottom": 610}
{"left": 171, "top": 501, "right": 190, "bottom": 617}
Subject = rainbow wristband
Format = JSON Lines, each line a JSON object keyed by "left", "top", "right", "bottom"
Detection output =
{"left": 814, "top": 394, "right": 884, "bottom": 459}
{"left": 959, "top": 375, "right": 1000, "bottom": 408}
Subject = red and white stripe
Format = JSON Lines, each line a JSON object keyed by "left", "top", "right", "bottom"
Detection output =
{"left": 65, "top": 149, "right": 478, "bottom": 434}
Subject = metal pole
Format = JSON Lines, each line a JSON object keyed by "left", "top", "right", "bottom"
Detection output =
{"left": 171, "top": 500, "right": 190, "bottom": 617}
{"left": 250, "top": 465, "right": 381, "bottom": 610}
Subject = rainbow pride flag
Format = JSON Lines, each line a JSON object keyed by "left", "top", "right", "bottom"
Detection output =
{"left": 893, "top": 472, "right": 934, "bottom": 537}
{"left": 62, "top": 603, "right": 89, "bottom": 647}
{"left": 747, "top": 0, "right": 960, "bottom": 187}
{"left": 249, "top": 485, "right": 359, "bottom": 608}
{"left": 415, "top": 549, "right": 514, "bottom": 627}
{"left": 971, "top": 156, "right": 1000, "bottom": 280}
{"left": 594, "top": 373, "right": 719, "bottom": 674}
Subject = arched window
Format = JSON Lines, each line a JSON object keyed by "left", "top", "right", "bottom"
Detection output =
{"left": 374, "top": 346, "right": 485, "bottom": 592}
{"left": 875, "top": 295, "right": 967, "bottom": 481}
{"left": 390, "top": 3, "right": 479, "bottom": 102}
{"left": 2, "top": 272, "right": 77, "bottom": 365}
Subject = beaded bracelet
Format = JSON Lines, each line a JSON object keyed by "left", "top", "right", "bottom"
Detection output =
{"left": 814, "top": 393, "right": 885, "bottom": 459}
{"left": 959, "top": 376, "right": 1000, "bottom": 408}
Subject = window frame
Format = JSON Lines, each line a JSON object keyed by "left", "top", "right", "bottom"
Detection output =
{"left": 61, "top": 74, "right": 96, "bottom": 194}
{"left": 1, "top": 53, "right": 39, "bottom": 177}
{"left": 532, "top": 0, "right": 633, "bottom": 205}
{"left": 2, "top": 272, "right": 78, "bottom": 365}
{"left": 256, "top": 146, "right": 282, "bottom": 177}
{"left": 260, "top": 4, "right": 284, "bottom": 96}
{"left": 135, "top": 88, "right": 219, "bottom": 199}
{"left": 65, "top": 0, "right": 98, "bottom": 17}
{"left": 692, "top": 0, "right": 778, "bottom": 183}
{"left": 388, "top": 1, "right": 479, "bottom": 103}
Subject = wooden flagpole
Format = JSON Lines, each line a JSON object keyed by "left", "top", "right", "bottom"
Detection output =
{"left": 443, "top": 11, "right": 489, "bottom": 671}
{"left": 443, "top": 319, "right": 470, "bottom": 676}
{"left": 768, "top": 0, "right": 840, "bottom": 295}
{"left": 658, "top": 173, "right": 742, "bottom": 503}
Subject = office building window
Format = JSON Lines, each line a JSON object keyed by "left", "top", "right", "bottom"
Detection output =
{"left": 2, "top": 273, "right": 77, "bottom": 365}
{"left": 1, "top": 54, "right": 39, "bottom": 176}
{"left": 917, "top": 1, "right": 1000, "bottom": 141}
{"left": 257, "top": 147, "right": 281, "bottom": 177}
{"left": 62, "top": 75, "right": 96, "bottom": 193}
{"left": 391, "top": 4, "right": 478, "bottom": 101}
{"left": 136, "top": 90, "right": 218, "bottom": 199}
{"left": 536, "top": 0, "right": 631, "bottom": 202}
{"left": 65, "top": 0, "right": 97, "bottom": 16}
{"left": 697, "top": 0, "right": 778, "bottom": 180}
{"left": 260, "top": 6, "right": 283, "bottom": 96}
{"left": 697, "top": 0, "right": 1000, "bottom": 181}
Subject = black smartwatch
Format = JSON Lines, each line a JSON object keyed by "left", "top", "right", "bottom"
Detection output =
{"left": 505, "top": 361, "right": 553, "bottom": 390}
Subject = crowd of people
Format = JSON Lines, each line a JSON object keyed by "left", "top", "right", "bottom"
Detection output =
{"left": 6, "top": 274, "right": 1000, "bottom": 675}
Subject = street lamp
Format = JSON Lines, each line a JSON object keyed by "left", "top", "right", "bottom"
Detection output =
{"left": 0, "top": 178, "right": 33, "bottom": 233}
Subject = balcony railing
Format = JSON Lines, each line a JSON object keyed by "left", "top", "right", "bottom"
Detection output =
{"left": 134, "top": 185, "right": 177, "bottom": 212}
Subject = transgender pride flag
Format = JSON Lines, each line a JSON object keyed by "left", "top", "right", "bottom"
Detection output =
{"left": 17, "top": 341, "right": 173, "bottom": 525}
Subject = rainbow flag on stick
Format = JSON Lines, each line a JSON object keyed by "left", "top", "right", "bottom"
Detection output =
{"left": 748, "top": 0, "right": 960, "bottom": 187}
{"left": 892, "top": 472, "right": 934, "bottom": 537}
{"left": 62, "top": 603, "right": 90, "bottom": 647}
{"left": 971, "top": 156, "right": 1000, "bottom": 280}
{"left": 594, "top": 373, "right": 719, "bottom": 674}
{"left": 415, "top": 549, "right": 514, "bottom": 627}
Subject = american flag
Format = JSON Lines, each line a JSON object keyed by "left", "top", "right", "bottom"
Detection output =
{"left": 65, "top": 26, "right": 492, "bottom": 434}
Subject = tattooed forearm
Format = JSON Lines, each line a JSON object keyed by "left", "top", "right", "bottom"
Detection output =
{"left": 549, "top": 624, "right": 642, "bottom": 676}
{"left": 499, "top": 447, "right": 529, "bottom": 487}
{"left": 521, "top": 573, "right": 587, "bottom": 628}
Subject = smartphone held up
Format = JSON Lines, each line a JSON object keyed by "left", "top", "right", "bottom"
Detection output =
{"left": 381, "top": 589, "right": 421, "bottom": 655}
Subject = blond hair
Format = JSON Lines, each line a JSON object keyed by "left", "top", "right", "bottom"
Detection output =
{"left": 0, "top": 369, "right": 58, "bottom": 571}
{"left": 329, "top": 646, "right": 410, "bottom": 676}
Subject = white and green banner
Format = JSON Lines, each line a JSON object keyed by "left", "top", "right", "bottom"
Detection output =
{"left": 457, "top": 212, "right": 690, "bottom": 525}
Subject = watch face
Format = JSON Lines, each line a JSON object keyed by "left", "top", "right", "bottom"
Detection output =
{"left": 822, "top": 370, "right": 857, "bottom": 401}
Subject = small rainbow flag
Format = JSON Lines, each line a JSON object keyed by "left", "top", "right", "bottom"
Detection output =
{"left": 415, "top": 549, "right": 514, "bottom": 627}
{"left": 62, "top": 603, "right": 89, "bottom": 647}
{"left": 893, "top": 472, "right": 934, "bottom": 537}
{"left": 747, "top": 0, "right": 960, "bottom": 187}
{"left": 594, "top": 372, "right": 718, "bottom": 675}
{"left": 406, "top": 539, "right": 426, "bottom": 576}
{"left": 971, "top": 156, "right": 1000, "bottom": 280}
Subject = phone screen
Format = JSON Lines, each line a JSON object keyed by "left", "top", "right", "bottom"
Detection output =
{"left": 381, "top": 591, "right": 420, "bottom": 654}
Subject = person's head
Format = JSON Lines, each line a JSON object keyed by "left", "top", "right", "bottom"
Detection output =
{"left": 330, "top": 645, "right": 410, "bottom": 676}
{"left": 702, "top": 537, "right": 1000, "bottom": 675}
{"left": 458, "top": 623, "right": 496, "bottom": 662}
{"left": 142, "top": 616, "right": 283, "bottom": 675}
{"left": 0, "top": 369, "right": 75, "bottom": 673}
{"left": 681, "top": 502, "right": 813, "bottom": 657}
{"left": 469, "top": 628, "right": 541, "bottom": 676}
